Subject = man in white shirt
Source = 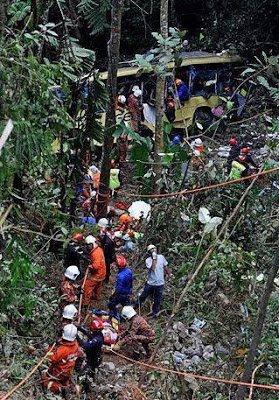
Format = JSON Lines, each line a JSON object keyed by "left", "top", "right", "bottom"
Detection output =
{"left": 133, "top": 244, "right": 171, "bottom": 318}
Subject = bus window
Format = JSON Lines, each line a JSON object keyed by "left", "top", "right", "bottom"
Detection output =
{"left": 189, "top": 66, "right": 217, "bottom": 97}
{"left": 217, "top": 68, "right": 233, "bottom": 95}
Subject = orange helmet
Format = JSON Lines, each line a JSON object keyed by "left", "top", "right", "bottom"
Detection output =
{"left": 120, "top": 214, "right": 131, "bottom": 224}
{"left": 91, "top": 319, "right": 104, "bottom": 331}
{"left": 115, "top": 255, "right": 126, "bottom": 268}
{"left": 175, "top": 78, "right": 182, "bottom": 86}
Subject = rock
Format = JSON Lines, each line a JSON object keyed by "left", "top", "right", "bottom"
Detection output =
{"left": 161, "top": 360, "right": 170, "bottom": 366}
{"left": 217, "top": 292, "right": 230, "bottom": 306}
{"left": 188, "top": 325, "right": 201, "bottom": 336}
{"left": 173, "top": 355, "right": 183, "bottom": 364}
{"left": 215, "top": 343, "right": 230, "bottom": 355}
{"left": 173, "top": 321, "right": 187, "bottom": 333}
{"left": 204, "top": 345, "right": 214, "bottom": 353}
{"left": 203, "top": 351, "right": 214, "bottom": 360}
{"left": 174, "top": 341, "right": 183, "bottom": 351}
{"left": 183, "top": 359, "right": 192, "bottom": 369}
{"left": 173, "top": 351, "right": 186, "bottom": 360}
{"left": 178, "top": 330, "right": 188, "bottom": 339}
{"left": 191, "top": 355, "right": 202, "bottom": 365}
{"left": 184, "top": 344, "right": 203, "bottom": 357}
{"left": 103, "top": 362, "right": 116, "bottom": 372}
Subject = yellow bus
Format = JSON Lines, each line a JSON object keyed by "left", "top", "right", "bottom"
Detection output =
{"left": 83, "top": 50, "right": 242, "bottom": 139}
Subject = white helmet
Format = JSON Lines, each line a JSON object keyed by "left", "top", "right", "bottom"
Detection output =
{"left": 147, "top": 244, "right": 156, "bottom": 252}
{"left": 114, "top": 231, "right": 123, "bottom": 239}
{"left": 123, "top": 234, "right": 130, "bottom": 241}
{"left": 85, "top": 235, "right": 96, "bottom": 245}
{"left": 62, "top": 324, "right": 77, "bottom": 341}
{"left": 194, "top": 138, "right": 202, "bottom": 146}
{"left": 98, "top": 218, "right": 109, "bottom": 229}
{"left": 134, "top": 89, "right": 142, "bottom": 98}
{"left": 64, "top": 265, "right": 80, "bottom": 281}
{"left": 89, "top": 165, "right": 99, "bottom": 174}
{"left": 63, "top": 304, "right": 78, "bottom": 320}
{"left": 118, "top": 95, "right": 126, "bottom": 104}
{"left": 122, "top": 306, "right": 137, "bottom": 320}
{"left": 132, "top": 85, "right": 140, "bottom": 92}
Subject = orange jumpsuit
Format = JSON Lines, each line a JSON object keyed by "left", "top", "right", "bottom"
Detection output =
{"left": 42, "top": 340, "right": 81, "bottom": 393}
{"left": 83, "top": 246, "right": 106, "bottom": 305}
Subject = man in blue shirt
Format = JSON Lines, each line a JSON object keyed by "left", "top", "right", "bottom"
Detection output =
{"left": 175, "top": 78, "right": 190, "bottom": 103}
{"left": 108, "top": 255, "right": 133, "bottom": 319}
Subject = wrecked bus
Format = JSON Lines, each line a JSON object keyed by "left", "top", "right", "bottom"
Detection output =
{"left": 83, "top": 51, "right": 242, "bottom": 138}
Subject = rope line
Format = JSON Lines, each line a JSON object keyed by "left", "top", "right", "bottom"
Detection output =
{"left": 109, "top": 350, "right": 279, "bottom": 392}
{"left": 116, "top": 166, "right": 279, "bottom": 198}
{"left": 1, "top": 344, "right": 55, "bottom": 400}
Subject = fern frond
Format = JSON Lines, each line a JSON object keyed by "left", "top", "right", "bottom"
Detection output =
{"left": 78, "top": 0, "right": 111, "bottom": 36}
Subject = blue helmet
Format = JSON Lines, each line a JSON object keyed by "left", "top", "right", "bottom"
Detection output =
{"left": 172, "top": 135, "right": 181, "bottom": 145}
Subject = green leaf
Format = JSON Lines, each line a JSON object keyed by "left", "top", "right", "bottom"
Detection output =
{"left": 61, "top": 227, "right": 68, "bottom": 235}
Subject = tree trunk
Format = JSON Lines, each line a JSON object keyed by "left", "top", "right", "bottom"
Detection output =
{"left": 152, "top": 0, "right": 168, "bottom": 193}
{"left": 236, "top": 249, "right": 279, "bottom": 399}
{"left": 97, "top": 0, "right": 124, "bottom": 218}
{"left": 0, "top": 0, "right": 8, "bottom": 35}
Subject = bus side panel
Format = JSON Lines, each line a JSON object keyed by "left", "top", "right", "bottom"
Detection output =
{"left": 173, "top": 96, "right": 220, "bottom": 128}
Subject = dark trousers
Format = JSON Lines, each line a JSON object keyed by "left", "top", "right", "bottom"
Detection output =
{"left": 108, "top": 293, "right": 129, "bottom": 318}
{"left": 136, "top": 283, "right": 164, "bottom": 315}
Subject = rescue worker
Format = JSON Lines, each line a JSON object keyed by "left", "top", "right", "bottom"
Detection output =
{"left": 175, "top": 78, "right": 190, "bottom": 103}
{"left": 240, "top": 147, "right": 258, "bottom": 170}
{"left": 191, "top": 138, "right": 205, "bottom": 170}
{"left": 119, "top": 213, "right": 133, "bottom": 232}
{"left": 99, "top": 223, "right": 116, "bottom": 283}
{"left": 42, "top": 324, "right": 80, "bottom": 394}
{"left": 109, "top": 161, "right": 121, "bottom": 194}
{"left": 229, "top": 155, "right": 248, "bottom": 180}
{"left": 118, "top": 233, "right": 137, "bottom": 252}
{"left": 88, "top": 165, "right": 100, "bottom": 189}
{"left": 62, "top": 304, "right": 78, "bottom": 326}
{"left": 77, "top": 319, "right": 104, "bottom": 378}
{"left": 128, "top": 88, "right": 143, "bottom": 132}
{"left": 97, "top": 217, "right": 109, "bottom": 233}
{"left": 64, "top": 233, "right": 83, "bottom": 268}
{"left": 170, "top": 135, "right": 182, "bottom": 148}
{"left": 117, "top": 135, "right": 128, "bottom": 164}
{"left": 227, "top": 137, "right": 241, "bottom": 174}
{"left": 133, "top": 245, "right": 170, "bottom": 318}
{"left": 120, "top": 306, "right": 155, "bottom": 359}
{"left": 108, "top": 255, "right": 133, "bottom": 318}
{"left": 166, "top": 99, "right": 175, "bottom": 122}
{"left": 83, "top": 236, "right": 106, "bottom": 306}
{"left": 60, "top": 265, "right": 80, "bottom": 308}
{"left": 116, "top": 95, "right": 126, "bottom": 112}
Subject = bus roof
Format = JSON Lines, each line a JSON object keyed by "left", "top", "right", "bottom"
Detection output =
{"left": 85, "top": 51, "right": 242, "bottom": 81}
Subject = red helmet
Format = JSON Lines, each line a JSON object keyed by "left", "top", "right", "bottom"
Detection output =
{"left": 241, "top": 147, "right": 249, "bottom": 154}
{"left": 91, "top": 319, "right": 104, "bottom": 331}
{"left": 115, "top": 255, "right": 126, "bottom": 268}
{"left": 229, "top": 138, "right": 237, "bottom": 146}
{"left": 72, "top": 233, "right": 83, "bottom": 242}
{"left": 111, "top": 159, "right": 116, "bottom": 168}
